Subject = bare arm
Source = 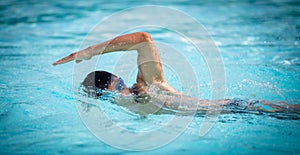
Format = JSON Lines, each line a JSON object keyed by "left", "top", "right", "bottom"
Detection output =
{"left": 52, "top": 32, "right": 153, "bottom": 65}
{"left": 53, "top": 32, "right": 167, "bottom": 87}
{"left": 246, "top": 100, "right": 300, "bottom": 113}
{"left": 149, "top": 92, "right": 300, "bottom": 114}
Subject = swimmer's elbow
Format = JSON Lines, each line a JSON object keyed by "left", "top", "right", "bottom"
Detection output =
{"left": 135, "top": 32, "right": 153, "bottom": 43}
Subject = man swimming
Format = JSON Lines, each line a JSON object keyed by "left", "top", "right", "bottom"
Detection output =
{"left": 53, "top": 32, "right": 300, "bottom": 115}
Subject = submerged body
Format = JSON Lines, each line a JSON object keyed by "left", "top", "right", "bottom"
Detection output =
{"left": 53, "top": 32, "right": 300, "bottom": 116}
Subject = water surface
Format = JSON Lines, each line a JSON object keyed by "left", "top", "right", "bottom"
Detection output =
{"left": 0, "top": 0, "right": 299, "bottom": 154}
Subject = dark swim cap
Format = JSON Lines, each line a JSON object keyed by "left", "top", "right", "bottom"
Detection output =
{"left": 81, "top": 71, "right": 117, "bottom": 97}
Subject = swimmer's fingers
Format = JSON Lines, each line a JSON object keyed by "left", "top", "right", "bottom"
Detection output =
{"left": 52, "top": 48, "right": 92, "bottom": 66}
{"left": 52, "top": 53, "right": 77, "bottom": 66}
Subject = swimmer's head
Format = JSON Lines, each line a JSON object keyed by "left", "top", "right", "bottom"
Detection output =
{"left": 81, "top": 71, "right": 127, "bottom": 97}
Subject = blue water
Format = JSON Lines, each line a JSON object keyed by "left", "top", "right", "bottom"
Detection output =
{"left": 1, "top": 0, "right": 300, "bottom": 154}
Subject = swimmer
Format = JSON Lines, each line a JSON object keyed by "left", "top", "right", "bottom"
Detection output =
{"left": 53, "top": 32, "right": 300, "bottom": 115}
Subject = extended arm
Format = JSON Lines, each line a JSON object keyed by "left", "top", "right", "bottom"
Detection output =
{"left": 150, "top": 92, "right": 300, "bottom": 114}
{"left": 53, "top": 32, "right": 166, "bottom": 85}
{"left": 53, "top": 32, "right": 153, "bottom": 65}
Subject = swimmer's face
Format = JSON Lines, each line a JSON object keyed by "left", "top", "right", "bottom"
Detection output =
{"left": 108, "top": 77, "right": 130, "bottom": 95}
{"left": 108, "top": 77, "right": 120, "bottom": 91}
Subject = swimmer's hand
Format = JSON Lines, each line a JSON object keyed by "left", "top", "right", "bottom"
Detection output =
{"left": 52, "top": 47, "right": 93, "bottom": 66}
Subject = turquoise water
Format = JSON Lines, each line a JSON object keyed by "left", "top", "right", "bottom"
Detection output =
{"left": 1, "top": 0, "right": 300, "bottom": 154}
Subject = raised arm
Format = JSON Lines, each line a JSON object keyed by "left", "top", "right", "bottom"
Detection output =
{"left": 53, "top": 32, "right": 169, "bottom": 87}
{"left": 52, "top": 32, "right": 153, "bottom": 65}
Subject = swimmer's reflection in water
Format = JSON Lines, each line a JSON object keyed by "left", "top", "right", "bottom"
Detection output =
{"left": 53, "top": 32, "right": 300, "bottom": 116}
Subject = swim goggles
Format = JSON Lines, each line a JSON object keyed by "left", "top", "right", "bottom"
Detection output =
{"left": 115, "top": 77, "right": 125, "bottom": 92}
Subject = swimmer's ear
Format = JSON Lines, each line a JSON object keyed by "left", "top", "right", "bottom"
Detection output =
{"left": 76, "top": 60, "right": 82, "bottom": 63}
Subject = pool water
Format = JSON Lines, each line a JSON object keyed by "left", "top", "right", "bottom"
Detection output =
{"left": 1, "top": 0, "right": 300, "bottom": 154}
